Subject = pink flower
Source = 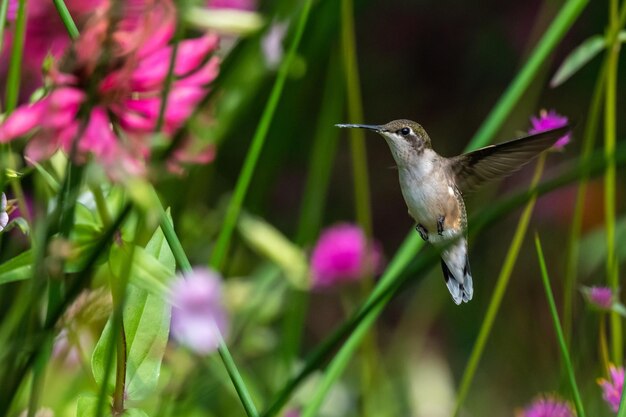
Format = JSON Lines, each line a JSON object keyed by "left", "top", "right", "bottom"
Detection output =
{"left": 517, "top": 395, "right": 575, "bottom": 417}
{"left": 581, "top": 286, "right": 614, "bottom": 310}
{"left": 262, "top": 22, "right": 288, "bottom": 69}
{"left": 598, "top": 365, "right": 624, "bottom": 412}
{"left": 310, "top": 224, "right": 382, "bottom": 288}
{"left": 207, "top": 0, "right": 256, "bottom": 10}
{"left": 0, "top": 0, "right": 220, "bottom": 180}
{"left": 529, "top": 109, "right": 570, "bottom": 150}
{"left": 169, "top": 268, "right": 229, "bottom": 355}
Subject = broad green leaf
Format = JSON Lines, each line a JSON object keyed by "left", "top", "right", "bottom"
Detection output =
{"left": 550, "top": 34, "right": 605, "bottom": 87}
{"left": 0, "top": 250, "right": 32, "bottom": 284}
{"left": 92, "top": 223, "right": 175, "bottom": 401}
{"left": 238, "top": 212, "right": 309, "bottom": 289}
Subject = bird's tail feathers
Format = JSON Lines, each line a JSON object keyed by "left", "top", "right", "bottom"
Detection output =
{"left": 440, "top": 240, "right": 473, "bottom": 305}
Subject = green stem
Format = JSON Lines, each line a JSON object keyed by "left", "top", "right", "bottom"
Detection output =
{"left": 0, "top": 0, "right": 10, "bottom": 72}
{"left": 452, "top": 154, "right": 546, "bottom": 417}
{"left": 534, "top": 234, "right": 586, "bottom": 417}
{"left": 605, "top": 0, "right": 623, "bottom": 366}
{"left": 4, "top": 0, "right": 26, "bottom": 113}
{"left": 467, "top": 0, "right": 588, "bottom": 150}
{"left": 90, "top": 185, "right": 112, "bottom": 227}
{"left": 341, "top": 0, "right": 372, "bottom": 237}
{"left": 209, "top": 0, "right": 314, "bottom": 270}
{"left": 52, "top": 0, "right": 79, "bottom": 39}
{"left": 562, "top": 61, "right": 607, "bottom": 344}
{"left": 155, "top": 17, "right": 185, "bottom": 132}
{"left": 151, "top": 189, "right": 258, "bottom": 417}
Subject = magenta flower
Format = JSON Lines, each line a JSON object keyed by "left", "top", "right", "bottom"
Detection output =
{"left": 169, "top": 268, "right": 229, "bottom": 355}
{"left": 0, "top": 193, "right": 8, "bottom": 232}
{"left": 517, "top": 395, "right": 575, "bottom": 417}
{"left": 581, "top": 286, "right": 614, "bottom": 310}
{"left": 310, "top": 223, "right": 382, "bottom": 288}
{"left": 598, "top": 365, "right": 624, "bottom": 412}
{"left": 0, "top": 0, "right": 220, "bottom": 180}
{"left": 529, "top": 109, "right": 570, "bottom": 150}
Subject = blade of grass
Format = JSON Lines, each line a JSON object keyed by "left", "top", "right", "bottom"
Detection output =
{"left": 452, "top": 154, "right": 546, "bottom": 417}
{"left": 341, "top": 0, "right": 372, "bottom": 237}
{"left": 534, "top": 234, "right": 586, "bottom": 417}
{"left": 209, "top": 0, "right": 314, "bottom": 270}
{"left": 151, "top": 189, "right": 259, "bottom": 417}
{"left": 562, "top": 60, "right": 607, "bottom": 344}
{"left": 0, "top": 0, "right": 10, "bottom": 64}
{"left": 468, "top": 0, "right": 588, "bottom": 149}
{"left": 52, "top": 0, "right": 79, "bottom": 39}
{"left": 604, "top": 0, "right": 624, "bottom": 366}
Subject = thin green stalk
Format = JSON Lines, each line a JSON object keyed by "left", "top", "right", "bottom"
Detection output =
{"left": 341, "top": 0, "right": 372, "bottom": 237}
{"left": 562, "top": 61, "right": 607, "bottom": 344}
{"left": 534, "top": 234, "right": 586, "bottom": 417}
{"left": 281, "top": 52, "right": 344, "bottom": 385}
{"left": 152, "top": 190, "right": 259, "bottom": 417}
{"left": 4, "top": 0, "right": 26, "bottom": 113}
{"left": 452, "top": 154, "right": 546, "bottom": 417}
{"left": 52, "top": 0, "right": 79, "bottom": 39}
{"left": 468, "top": 0, "right": 588, "bottom": 149}
{"left": 604, "top": 0, "right": 622, "bottom": 366}
{"left": 209, "top": 0, "right": 314, "bottom": 270}
{"left": 155, "top": 17, "right": 185, "bottom": 132}
{"left": 0, "top": 0, "right": 11, "bottom": 67}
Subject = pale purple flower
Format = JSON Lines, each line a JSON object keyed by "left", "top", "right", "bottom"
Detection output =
{"left": 262, "top": 22, "right": 288, "bottom": 69}
{"left": 207, "top": 0, "right": 256, "bottom": 10}
{"left": 598, "top": 365, "right": 624, "bottom": 412}
{"left": 581, "top": 286, "right": 614, "bottom": 310}
{"left": 310, "top": 223, "right": 382, "bottom": 288}
{"left": 170, "top": 268, "right": 229, "bottom": 355}
{"left": 0, "top": 0, "right": 220, "bottom": 180}
{"left": 0, "top": 193, "right": 8, "bottom": 232}
{"left": 529, "top": 109, "right": 570, "bottom": 150}
{"left": 517, "top": 395, "right": 575, "bottom": 417}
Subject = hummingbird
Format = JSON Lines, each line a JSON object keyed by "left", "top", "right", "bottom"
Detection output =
{"left": 336, "top": 120, "right": 570, "bottom": 305}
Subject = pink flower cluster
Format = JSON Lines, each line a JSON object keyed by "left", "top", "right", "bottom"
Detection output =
{"left": 169, "top": 268, "right": 229, "bottom": 355}
{"left": 517, "top": 396, "right": 575, "bottom": 417}
{"left": 529, "top": 109, "right": 570, "bottom": 150}
{"left": 599, "top": 365, "right": 624, "bottom": 412}
{"left": 0, "top": 0, "right": 220, "bottom": 179}
{"left": 310, "top": 224, "right": 382, "bottom": 288}
{"left": 581, "top": 286, "right": 614, "bottom": 310}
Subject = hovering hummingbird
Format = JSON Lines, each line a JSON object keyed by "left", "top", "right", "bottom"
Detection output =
{"left": 336, "top": 120, "right": 570, "bottom": 305}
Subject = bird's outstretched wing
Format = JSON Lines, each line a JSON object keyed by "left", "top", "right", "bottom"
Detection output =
{"left": 449, "top": 125, "right": 570, "bottom": 193}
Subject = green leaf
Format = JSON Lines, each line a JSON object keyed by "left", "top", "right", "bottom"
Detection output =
{"left": 238, "top": 212, "right": 309, "bottom": 289}
{"left": 0, "top": 250, "right": 32, "bottom": 284}
{"left": 76, "top": 394, "right": 100, "bottom": 417}
{"left": 550, "top": 34, "right": 605, "bottom": 87}
{"left": 92, "top": 224, "right": 175, "bottom": 401}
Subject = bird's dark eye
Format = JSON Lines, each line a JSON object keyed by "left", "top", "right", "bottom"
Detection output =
{"left": 399, "top": 127, "right": 411, "bottom": 136}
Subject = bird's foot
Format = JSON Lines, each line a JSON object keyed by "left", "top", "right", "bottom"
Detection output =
{"left": 415, "top": 224, "right": 429, "bottom": 241}
{"left": 437, "top": 215, "right": 445, "bottom": 236}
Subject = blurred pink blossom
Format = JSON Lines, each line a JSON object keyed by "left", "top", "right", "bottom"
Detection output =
{"left": 169, "top": 268, "right": 229, "bottom": 355}
{"left": 262, "top": 22, "right": 287, "bottom": 69}
{"left": 581, "top": 286, "right": 614, "bottom": 310}
{"left": 529, "top": 109, "right": 570, "bottom": 150}
{"left": 310, "top": 223, "right": 382, "bottom": 288}
{"left": 0, "top": 0, "right": 220, "bottom": 180}
{"left": 207, "top": 0, "right": 256, "bottom": 10}
{"left": 517, "top": 395, "right": 575, "bottom": 417}
{"left": 598, "top": 365, "right": 624, "bottom": 412}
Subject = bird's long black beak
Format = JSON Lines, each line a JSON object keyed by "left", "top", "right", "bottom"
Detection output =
{"left": 335, "top": 123, "right": 384, "bottom": 132}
